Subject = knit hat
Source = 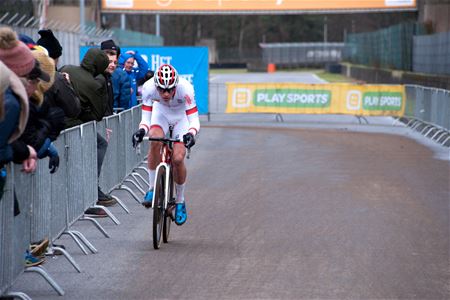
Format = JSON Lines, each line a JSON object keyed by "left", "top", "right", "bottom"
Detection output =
{"left": 18, "top": 33, "right": 36, "bottom": 48}
{"left": 37, "top": 29, "right": 62, "bottom": 59}
{"left": 101, "top": 39, "right": 117, "bottom": 51}
{"left": 101, "top": 39, "right": 121, "bottom": 56}
{"left": 0, "top": 27, "right": 35, "bottom": 77}
{"left": 31, "top": 49, "right": 55, "bottom": 105}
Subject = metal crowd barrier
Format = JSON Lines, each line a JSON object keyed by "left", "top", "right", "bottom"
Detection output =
{"left": 0, "top": 106, "right": 147, "bottom": 299}
{"left": 399, "top": 85, "right": 450, "bottom": 147}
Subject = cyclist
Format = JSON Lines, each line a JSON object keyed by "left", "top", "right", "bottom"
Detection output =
{"left": 132, "top": 64, "right": 199, "bottom": 226}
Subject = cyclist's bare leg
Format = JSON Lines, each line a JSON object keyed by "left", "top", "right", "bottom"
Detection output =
{"left": 172, "top": 143, "right": 186, "bottom": 185}
{"left": 148, "top": 126, "right": 164, "bottom": 170}
{"left": 146, "top": 126, "right": 163, "bottom": 190}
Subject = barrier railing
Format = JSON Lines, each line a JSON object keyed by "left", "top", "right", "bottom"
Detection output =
{"left": 400, "top": 85, "right": 450, "bottom": 147}
{"left": 0, "top": 106, "right": 147, "bottom": 298}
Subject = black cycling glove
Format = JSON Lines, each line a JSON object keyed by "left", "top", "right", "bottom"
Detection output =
{"left": 132, "top": 128, "right": 146, "bottom": 148}
{"left": 183, "top": 132, "right": 195, "bottom": 149}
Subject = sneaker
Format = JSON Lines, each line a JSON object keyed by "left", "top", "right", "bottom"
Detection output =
{"left": 175, "top": 203, "right": 187, "bottom": 226}
{"left": 25, "top": 250, "right": 44, "bottom": 267}
{"left": 30, "top": 238, "right": 49, "bottom": 257}
{"left": 97, "top": 187, "right": 117, "bottom": 206}
{"left": 84, "top": 207, "right": 107, "bottom": 218}
{"left": 142, "top": 189, "right": 153, "bottom": 208}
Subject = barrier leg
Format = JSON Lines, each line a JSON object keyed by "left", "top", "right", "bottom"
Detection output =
{"left": 79, "top": 216, "right": 110, "bottom": 238}
{"left": 61, "top": 230, "right": 89, "bottom": 255}
{"left": 3, "top": 292, "right": 33, "bottom": 300}
{"left": 24, "top": 266, "right": 65, "bottom": 296}
{"left": 117, "top": 184, "right": 144, "bottom": 204}
{"left": 111, "top": 195, "right": 130, "bottom": 214}
{"left": 48, "top": 246, "right": 82, "bottom": 273}
{"left": 71, "top": 230, "right": 98, "bottom": 254}
{"left": 131, "top": 172, "right": 149, "bottom": 189}
{"left": 123, "top": 179, "right": 146, "bottom": 195}
{"left": 275, "top": 113, "right": 284, "bottom": 122}
{"left": 94, "top": 205, "right": 120, "bottom": 225}
{"left": 135, "top": 166, "right": 150, "bottom": 178}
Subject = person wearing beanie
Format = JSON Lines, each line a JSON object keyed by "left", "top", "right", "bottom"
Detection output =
{"left": 118, "top": 49, "right": 149, "bottom": 109}
{"left": 0, "top": 27, "right": 35, "bottom": 77}
{"left": 100, "top": 39, "right": 129, "bottom": 114}
{"left": 37, "top": 29, "right": 62, "bottom": 64}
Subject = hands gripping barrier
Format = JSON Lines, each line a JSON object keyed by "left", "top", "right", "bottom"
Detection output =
{"left": 0, "top": 106, "right": 147, "bottom": 298}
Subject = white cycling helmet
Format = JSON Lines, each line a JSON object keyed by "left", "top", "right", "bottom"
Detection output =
{"left": 154, "top": 64, "right": 179, "bottom": 90}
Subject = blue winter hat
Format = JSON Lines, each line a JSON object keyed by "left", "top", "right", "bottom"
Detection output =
{"left": 118, "top": 52, "right": 133, "bottom": 67}
{"left": 18, "top": 34, "right": 36, "bottom": 48}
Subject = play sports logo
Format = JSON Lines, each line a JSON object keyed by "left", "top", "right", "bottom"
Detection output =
{"left": 232, "top": 88, "right": 252, "bottom": 108}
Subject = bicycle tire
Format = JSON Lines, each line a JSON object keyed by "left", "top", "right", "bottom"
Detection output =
{"left": 153, "top": 167, "right": 165, "bottom": 250}
{"left": 163, "top": 168, "right": 174, "bottom": 243}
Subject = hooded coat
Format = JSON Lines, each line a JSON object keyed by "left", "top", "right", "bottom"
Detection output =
{"left": 60, "top": 48, "right": 109, "bottom": 128}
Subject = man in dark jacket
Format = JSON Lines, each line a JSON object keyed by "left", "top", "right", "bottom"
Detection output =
{"left": 100, "top": 39, "right": 131, "bottom": 113}
{"left": 99, "top": 39, "right": 119, "bottom": 116}
{"left": 60, "top": 48, "right": 117, "bottom": 210}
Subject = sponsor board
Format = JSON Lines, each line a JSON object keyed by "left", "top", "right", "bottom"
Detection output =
{"left": 226, "top": 83, "right": 405, "bottom": 116}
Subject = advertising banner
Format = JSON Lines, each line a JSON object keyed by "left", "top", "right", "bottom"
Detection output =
{"left": 80, "top": 46, "right": 209, "bottom": 114}
{"left": 102, "top": 0, "right": 416, "bottom": 12}
{"left": 226, "top": 83, "right": 406, "bottom": 117}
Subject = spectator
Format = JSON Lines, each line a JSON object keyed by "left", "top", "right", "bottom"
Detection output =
{"left": 0, "top": 60, "right": 30, "bottom": 173}
{"left": 0, "top": 27, "right": 51, "bottom": 267}
{"left": 60, "top": 48, "right": 117, "bottom": 215}
{"left": 99, "top": 39, "right": 118, "bottom": 116}
{"left": 0, "top": 27, "right": 41, "bottom": 174}
{"left": 118, "top": 49, "right": 148, "bottom": 108}
{"left": 32, "top": 30, "right": 81, "bottom": 130}
{"left": 101, "top": 39, "right": 130, "bottom": 113}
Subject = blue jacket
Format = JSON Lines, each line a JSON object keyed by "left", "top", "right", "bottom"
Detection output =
{"left": 118, "top": 51, "right": 148, "bottom": 108}
{"left": 0, "top": 88, "right": 21, "bottom": 165}
{"left": 111, "top": 68, "right": 131, "bottom": 110}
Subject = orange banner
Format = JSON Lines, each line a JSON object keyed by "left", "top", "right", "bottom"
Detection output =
{"left": 102, "top": 0, "right": 416, "bottom": 12}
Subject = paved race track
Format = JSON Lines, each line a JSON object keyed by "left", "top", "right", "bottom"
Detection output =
{"left": 13, "top": 123, "right": 450, "bottom": 299}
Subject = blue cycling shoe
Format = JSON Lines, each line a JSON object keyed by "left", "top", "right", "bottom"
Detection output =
{"left": 142, "top": 189, "right": 153, "bottom": 208}
{"left": 175, "top": 203, "right": 187, "bottom": 226}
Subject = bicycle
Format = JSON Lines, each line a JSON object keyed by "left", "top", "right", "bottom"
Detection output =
{"left": 142, "top": 125, "right": 190, "bottom": 249}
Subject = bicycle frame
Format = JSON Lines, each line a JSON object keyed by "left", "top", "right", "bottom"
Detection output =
{"left": 153, "top": 143, "right": 172, "bottom": 212}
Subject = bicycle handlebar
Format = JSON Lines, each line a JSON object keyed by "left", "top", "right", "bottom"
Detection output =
{"left": 142, "top": 136, "right": 180, "bottom": 143}
{"left": 141, "top": 136, "right": 192, "bottom": 158}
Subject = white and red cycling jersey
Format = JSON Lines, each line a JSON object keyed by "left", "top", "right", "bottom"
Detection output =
{"left": 139, "top": 77, "right": 200, "bottom": 141}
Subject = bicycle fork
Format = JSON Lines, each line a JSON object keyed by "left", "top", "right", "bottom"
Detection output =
{"left": 153, "top": 162, "right": 171, "bottom": 212}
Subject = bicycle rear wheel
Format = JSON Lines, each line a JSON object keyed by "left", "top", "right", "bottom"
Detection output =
{"left": 163, "top": 169, "right": 174, "bottom": 243}
{"left": 153, "top": 167, "right": 165, "bottom": 249}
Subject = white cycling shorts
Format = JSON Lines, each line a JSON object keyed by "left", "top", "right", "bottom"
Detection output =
{"left": 150, "top": 101, "right": 189, "bottom": 141}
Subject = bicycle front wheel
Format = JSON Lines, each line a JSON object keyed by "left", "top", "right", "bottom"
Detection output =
{"left": 153, "top": 167, "right": 166, "bottom": 250}
{"left": 163, "top": 168, "right": 174, "bottom": 243}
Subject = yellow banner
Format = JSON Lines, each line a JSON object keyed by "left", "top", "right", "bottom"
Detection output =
{"left": 102, "top": 0, "right": 416, "bottom": 11}
{"left": 226, "top": 83, "right": 406, "bottom": 117}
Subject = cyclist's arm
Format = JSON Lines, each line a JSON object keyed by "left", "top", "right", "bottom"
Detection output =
{"left": 186, "top": 106, "right": 199, "bottom": 136}
{"left": 139, "top": 81, "right": 153, "bottom": 134}
{"left": 134, "top": 51, "right": 149, "bottom": 81}
{"left": 184, "top": 86, "right": 200, "bottom": 136}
